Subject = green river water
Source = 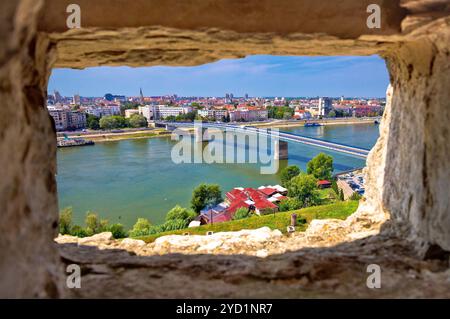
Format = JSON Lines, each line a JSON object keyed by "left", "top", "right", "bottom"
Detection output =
{"left": 57, "top": 123, "right": 380, "bottom": 227}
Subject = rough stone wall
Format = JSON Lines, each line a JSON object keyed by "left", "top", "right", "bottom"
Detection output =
{"left": 382, "top": 28, "right": 450, "bottom": 254}
{"left": 0, "top": 0, "right": 61, "bottom": 297}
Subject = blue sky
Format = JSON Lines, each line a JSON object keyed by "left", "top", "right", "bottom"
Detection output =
{"left": 48, "top": 55, "right": 389, "bottom": 98}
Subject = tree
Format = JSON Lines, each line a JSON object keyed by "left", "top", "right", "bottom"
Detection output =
{"left": 129, "top": 218, "right": 152, "bottom": 237}
{"left": 288, "top": 173, "right": 320, "bottom": 207}
{"left": 70, "top": 225, "right": 88, "bottom": 237}
{"left": 166, "top": 205, "right": 197, "bottom": 223}
{"left": 306, "top": 153, "right": 334, "bottom": 181}
{"left": 59, "top": 207, "right": 73, "bottom": 235}
{"left": 108, "top": 223, "right": 127, "bottom": 239}
{"left": 86, "top": 114, "right": 100, "bottom": 130}
{"left": 280, "top": 165, "right": 301, "bottom": 187}
{"left": 339, "top": 189, "right": 345, "bottom": 201}
{"left": 128, "top": 114, "right": 148, "bottom": 128}
{"left": 99, "top": 115, "right": 128, "bottom": 130}
{"left": 84, "top": 211, "right": 109, "bottom": 235}
{"left": 232, "top": 207, "right": 251, "bottom": 220}
{"left": 191, "top": 183, "right": 223, "bottom": 213}
{"left": 328, "top": 110, "right": 336, "bottom": 118}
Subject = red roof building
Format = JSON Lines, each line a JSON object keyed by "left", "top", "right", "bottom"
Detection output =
{"left": 317, "top": 180, "right": 332, "bottom": 188}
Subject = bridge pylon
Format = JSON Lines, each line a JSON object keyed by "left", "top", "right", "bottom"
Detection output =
{"left": 274, "top": 140, "right": 288, "bottom": 160}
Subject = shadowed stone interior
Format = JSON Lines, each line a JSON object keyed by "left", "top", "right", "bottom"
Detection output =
{"left": 0, "top": 0, "right": 448, "bottom": 298}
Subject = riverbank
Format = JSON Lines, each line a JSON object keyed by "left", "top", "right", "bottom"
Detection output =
{"left": 56, "top": 117, "right": 380, "bottom": 144}
{"left": 57, "top": 129, "right": 171, "bottom": 143}
{"left": 250, "top": 117, "right": 380, "bottom": 129}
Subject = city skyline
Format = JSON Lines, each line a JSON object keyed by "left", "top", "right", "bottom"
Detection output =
{"left": 48, "top": 55, "right": 389, "bottom": 98}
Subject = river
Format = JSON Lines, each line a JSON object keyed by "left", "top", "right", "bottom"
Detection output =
{"left": 56, "top": 123, "right": 380, "bottom": 227}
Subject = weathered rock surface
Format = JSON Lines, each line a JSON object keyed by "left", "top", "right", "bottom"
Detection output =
{"left": 58, "top": 233, "right": 450, "bottom": 298}
{"left": 1, "top": 0, "right": 449, "bottom": 298}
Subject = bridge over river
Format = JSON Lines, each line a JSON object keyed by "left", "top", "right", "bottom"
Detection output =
{"left": 157, "top": 122, "right": 371, "bottom": 159}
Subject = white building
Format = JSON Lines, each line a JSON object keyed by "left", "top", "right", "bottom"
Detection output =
{"left": 138, "top": 105, "right": 153, "bottom": 121}
{"left": 85, "top": 105, "right": 120, "bottom": 118}
{"left": 318, "top": 97, "right": 332, "bottom": 117}
{"left": 198, "top": 109, "right": 228, "bottom": 120}
{"left": 124, "top": 109, "right": 139, "bottom": 118}
{"left": 152, "top": 105, "right": 193, "bottom": 120}
{"left": 229, "top": 109, "right": 268, "bottom": 122}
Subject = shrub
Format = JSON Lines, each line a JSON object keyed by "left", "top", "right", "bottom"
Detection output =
{"left": 128, "top": 114, "right": 148, "bottom": 128}
{"left": 191, "top": 183, "right": 223, "bottom": 213}
{"left": 108, "top": 223, "right": 127, "bottom": 239}
{"left": 129, "top": 218, "right": 152, "bottom": 237}
{"left": 166, "top": 205, "right": 196, "bottom": 223}
{"left": 306, "top": 153, "right": 334, "bottom": 181}
{"left": 84, "top": 211, "right": 109, "bottom": 235}
{"left": 70, "top": 225, "right": 88, "bottom": 237}
{"left": 161, "top": 219, "right": 188, "bottom": 231}
{"left": 288, "top": 173, "right": 320, "bottom": 207}
{"left": 59, "top": 207, "right": 73, "bottom": 235}
{"left": 232, "top": 207, "right": 250, "bottom": 220}
{"left": 278, "top": 198, "right": 302, "bottom": 212}
{"left": 280, "top": 165, "right": 301, "bottom": 187}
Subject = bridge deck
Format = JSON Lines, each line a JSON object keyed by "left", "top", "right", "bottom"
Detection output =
{"left": 159, "top": 122, "right": 370, "bottom": 159}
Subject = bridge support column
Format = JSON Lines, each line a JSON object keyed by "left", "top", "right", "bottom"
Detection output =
{"left": 194, "top": 126, "right": 208, "bottom": 143}
{"left": 165, "top": 124, "right": 176, "bottom": 131}
{"left": 274, "top": 140, "right": 288, "bottom": 160}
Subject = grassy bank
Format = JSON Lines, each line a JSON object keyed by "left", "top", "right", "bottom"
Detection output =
{"left": 82, "top": 130, "right": 171, "bottom": 143}
{"left": 135, "top": 201, "right": 359, "bottom": 243}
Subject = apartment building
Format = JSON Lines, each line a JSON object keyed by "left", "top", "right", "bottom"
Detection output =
{"left": 151, "top": 105, "right": 193, "bottom": 120}
{"left": 198, "top": 109, "right": 228, "bottom": 120}
{"left": 229, "top": 109, "right": 268, "bottom": 122}
{"left": 48, "top": 109, "right": 86, "bottom": 131}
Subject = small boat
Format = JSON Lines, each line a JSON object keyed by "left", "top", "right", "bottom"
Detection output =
{"left": 57, "top": 138, "right": 95, "bottom": 148}
{"left": 304, "top": 122, "right": 322, "bottom": 127}
{"left": 374, "top": 120, "right": 380, "bottom": 124}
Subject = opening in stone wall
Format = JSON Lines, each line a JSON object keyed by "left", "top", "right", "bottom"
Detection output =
{"left": 49, "top": 55, "right": 390, "bottom": 248}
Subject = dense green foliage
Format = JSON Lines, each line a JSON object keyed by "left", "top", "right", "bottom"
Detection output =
{"left": 99, "top": 115, "right": 129, "bottom": 130}
{"left": 191, "top": 183, "right": 223, "bottom": 213}
{"left": 86, "top": 114, "right": 100, "bottom": 130}
{"left": 129, "top": 218, "right": 152, "bottom": 237}
{"left": 280, "top": 165, "right": 301, "bottom": 187}
{"left": 306, "top": 153, "right": 334, "bottom": 181}
{"left": 58, "top": 209, "right": 128, "bottom": 239}
{"left": 287, "top": 173, "right": 321, "bottom": 208}
{"left": 136, "top": 201, "right": 359, "bottom": 242}
{"left": 166, "top": 205, "right": 197, "bottom": 222}
{"left": 165, "top": 111, "right": 197, "bottom": 122}
{"left": 128, "top": 114, "right": 148, "bottom": 128}
{"left": 278, "top": 198, "right": 302, "bottom": 212}
{"left": 59, "top": 207, "right": 73, "bottom": 235}
{"left": 267, "top": 106, "right": 294, "bottom": 119}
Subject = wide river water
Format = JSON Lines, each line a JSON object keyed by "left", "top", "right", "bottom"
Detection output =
{"left": 57, "top": 123, "right": 380, "bottom": 227}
